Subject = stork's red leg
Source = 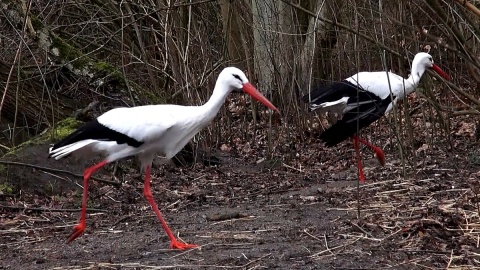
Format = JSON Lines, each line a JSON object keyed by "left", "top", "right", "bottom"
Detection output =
{"left": 352, "top": 136, "right": 366, "bottom": 183}
{"left": 143, "top": 165, "right": 197, "bottom": 250}
{"left": 352, "top": 135, "right": 385, "bottom": 166}
{"left": 68, "top": 160, "right": 108, "bottom": 243}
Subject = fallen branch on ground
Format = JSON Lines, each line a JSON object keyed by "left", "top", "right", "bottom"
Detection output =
{"left": 0, "top": 160, "right": 121, "bottom": 186}
{"left": 0, "top": 204, "right": 108, "bottom": 213}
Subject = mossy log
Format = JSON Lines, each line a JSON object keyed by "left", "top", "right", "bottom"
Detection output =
{"left": 3, "top": 118, "right": 83, "bottom": 157}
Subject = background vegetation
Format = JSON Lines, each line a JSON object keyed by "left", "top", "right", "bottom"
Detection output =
{"left": 0, "top": 0, "right": 478, "bottom": 156}
{"left": 1, "top": 1, "right": 480, "bottom": 268}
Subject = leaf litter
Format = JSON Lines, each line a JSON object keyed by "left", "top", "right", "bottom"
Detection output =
{"left": 1, "top": 102, "right": 480, "bottom": 269}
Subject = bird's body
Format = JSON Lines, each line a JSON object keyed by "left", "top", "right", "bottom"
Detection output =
{"left": 303, "top": 52, "right": 450, "bottom": 181}
{"left": 49, "top": 67, "right": 278, "bottom": 249}
{"left": 51, "top": 104, "right": 218, "bottom": 163}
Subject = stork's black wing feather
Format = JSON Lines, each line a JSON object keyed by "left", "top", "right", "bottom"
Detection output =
{"left": 50, "top": 119, "right": 144, "bottom": 152}
{"left": 302, "top": 80, "right": 383, "bottom": 112}
{"left": 319, "top": 96, "right": 393, "bottom": 147}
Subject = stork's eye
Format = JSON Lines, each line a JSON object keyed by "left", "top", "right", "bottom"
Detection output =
{"left": 429, "top": 57, "right": 433, "bottom": 62}
{"left": 232, "top": 74, "right": 242, "bottom": 82}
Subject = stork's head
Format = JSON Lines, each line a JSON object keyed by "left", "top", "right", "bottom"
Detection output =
{"left": 219, "top": 67, "right": 278, "bottom": 112}
{"left": 413, "top": 52, "right": 450, "bottom": 80}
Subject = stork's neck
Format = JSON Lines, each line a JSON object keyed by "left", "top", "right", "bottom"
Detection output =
{"left": 201, "top": 80, "right": 231, "bottom": 119}
{"left": 406, "top": 60, "right": 427, "bottom": 91}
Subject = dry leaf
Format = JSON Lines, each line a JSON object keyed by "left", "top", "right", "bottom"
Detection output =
{"left": 242, "top": 142, "right": 251, "bottom": 153}
{"left": 455, "top": 121, "right": 475, "bottom": 137}
{"left": 220, "top": 144, "right": 231, "bottom": 152}
{"left": 416, "top": 143, "right": 429, "bottom": 153}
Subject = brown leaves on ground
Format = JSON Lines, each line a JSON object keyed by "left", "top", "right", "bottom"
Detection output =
{"left": 1, "top": 104, "right": 480, "bottom": 268}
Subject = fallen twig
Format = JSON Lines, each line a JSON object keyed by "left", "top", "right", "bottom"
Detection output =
{"left": 282, "top": 163, "right": 303, "bottom": 172}
{"left": 0, "top": 204, "right": 108, "bottom": 213}
{"left": 310, "top": 238, "right": 361, "bottom": 258}
{"left": 243, "top": 252, "right": 272, "bottom": 268}
{"left": 0, "top": 160, "right": 121, "bottom": 186}
{"left": 349, "top": 221, "right": 377, "bottom": 239}
{"left": 207, "top": 212, "right": 249, "bottom": 222}
{"left": 369, "top": 248, "right": 455, "bottom": 255}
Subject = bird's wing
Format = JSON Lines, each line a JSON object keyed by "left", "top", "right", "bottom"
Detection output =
{"left": 319, "top": 96, "right": 393, "bottom": 147}
{"left": 302, "top": 81, "right": 356, "bottom": 105}
{"left": 348, "top": 71, "right": 407, "bottom": 99}
{"left": 98, "top": 105, "right": 181, "bottom": 143}
{"left": 302, "top": 78, "right": 386, "bottom": 114}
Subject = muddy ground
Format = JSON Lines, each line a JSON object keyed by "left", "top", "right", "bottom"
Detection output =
{"left": 1, "top": 120, "right": 480, "bottom": 269}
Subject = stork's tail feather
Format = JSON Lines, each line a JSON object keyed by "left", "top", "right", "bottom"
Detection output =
{"left": 303, "top": 90, "right": 327, "bottom": 112}
{"left": 48, "top": 140, "right": 96, "bottom": 160}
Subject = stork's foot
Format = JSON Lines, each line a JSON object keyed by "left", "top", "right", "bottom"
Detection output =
{"left": 170, "top": 239, "right": 198, "bottom": 250}
{"left": 67, "top": 222, "right": 85, "bottom": 243}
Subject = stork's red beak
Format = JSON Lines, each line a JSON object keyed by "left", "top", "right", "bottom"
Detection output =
{"left": 242, "top": 83, "right": 279, "bottom": 112}
{"left": 431, "top": 64, "right": 450, "bottom": 81}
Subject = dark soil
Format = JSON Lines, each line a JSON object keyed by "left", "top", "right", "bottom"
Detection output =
{"left": 1, "top": 119, "right": 480, "bottom": 269}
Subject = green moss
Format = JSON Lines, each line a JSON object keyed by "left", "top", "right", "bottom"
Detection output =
{"left": 30, "top": 15, "right": 44, "bottom": 30}
{"left": 4, "top": 118, "right": 82, "bottom": 157}
{"left": 94, "top": 61, "right": 111, "bottom": 71}
{"left": 50, "top": 118, "right": 83, "bottom": 140}
{"left": 93, "top": 61, "right": 125, "bottom": 84}
{"left": 0, "top": 183, "right": 14, "bottom": 195}
{"left": 51, "top": 35, "right": 90, "bottom": 69}
{"left": 24, "top": 117, "right": 80, "bottom": 144}
{"left": 143, "top": 89, "right": 166, "bottom": 104}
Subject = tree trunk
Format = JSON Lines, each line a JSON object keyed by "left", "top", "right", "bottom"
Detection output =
{"left": 298, "top": 0, "right": 338, "bottom": 89}
{"left": 252, "top": 0, "right": 276, "bottom": 92}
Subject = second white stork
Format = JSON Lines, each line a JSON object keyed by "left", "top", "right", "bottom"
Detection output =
{"left": 302, "top": 52, "right": 450, "bottom": 182}
{"left": 49, "top": 67, "right": 278, "bottom": 250}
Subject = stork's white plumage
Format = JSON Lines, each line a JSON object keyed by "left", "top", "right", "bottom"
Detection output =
{"left": 49, "top": 67, "right": 278, "bottom": 250}
{"left": 303, "top": 52, "right": 450, "bottom": 182}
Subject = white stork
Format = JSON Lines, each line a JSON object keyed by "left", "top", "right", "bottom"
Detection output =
{"left": 49, "top": 67, "right": 278, "bottom": 250}
{"left": 302, "top": 52, "right": 450, "bottom": 182}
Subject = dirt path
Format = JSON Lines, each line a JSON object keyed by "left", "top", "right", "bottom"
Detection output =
{"left": 1, "top": 142, "right": 480, "bottom": 269}
{"left": 0, "top": 180, "right": 372, "bottom": 269}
